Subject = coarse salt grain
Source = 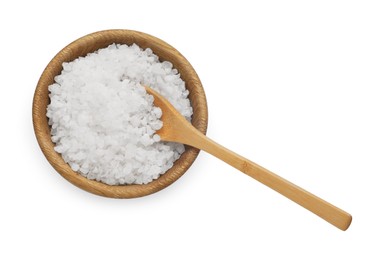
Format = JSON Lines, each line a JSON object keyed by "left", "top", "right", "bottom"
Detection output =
{"left": 46, "top": 43, "right": 193, "bottom": 185}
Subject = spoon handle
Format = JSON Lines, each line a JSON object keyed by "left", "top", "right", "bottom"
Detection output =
{"left": 183, "top": 127, "right": 352, "bottom": 230}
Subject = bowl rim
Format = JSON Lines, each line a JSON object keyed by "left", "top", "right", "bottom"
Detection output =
{"left": 32, "top": 29, "right": 208, "bottom": 198}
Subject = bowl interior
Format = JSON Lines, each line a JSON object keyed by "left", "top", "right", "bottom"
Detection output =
{"left": 33, "top": 29, "right": 208, "bottom": 198}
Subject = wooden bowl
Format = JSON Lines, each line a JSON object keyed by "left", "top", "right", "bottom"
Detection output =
{"left": 32, "top": 29, "right": 208, "bottom": 198}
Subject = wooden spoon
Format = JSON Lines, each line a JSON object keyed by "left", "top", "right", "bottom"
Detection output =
{"left": 145, "top": 86, "right": 352, "bottom": 231}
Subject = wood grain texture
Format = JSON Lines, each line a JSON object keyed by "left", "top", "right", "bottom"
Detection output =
{"left": 32, "top": 29, "right": 208, "bottom": 198}
{"left": 146, "top": 86, "right": 352, "bottom": 230}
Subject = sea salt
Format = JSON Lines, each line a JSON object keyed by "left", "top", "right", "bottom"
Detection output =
{"left": 46, "top": 44, "right": 193, "bottom": 185}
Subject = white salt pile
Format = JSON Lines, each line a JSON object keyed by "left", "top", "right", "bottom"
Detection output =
{"left": 46, "top": 44, "right": 193, "bottom": 185}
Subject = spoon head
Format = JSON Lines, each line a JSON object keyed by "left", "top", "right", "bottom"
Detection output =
{"left": 144, "top": 86, "right": 193, "bottom": 143}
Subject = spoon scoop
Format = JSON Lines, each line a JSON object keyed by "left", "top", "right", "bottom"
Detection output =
{"left": 145, "top": 86, "right": 352, "bottom": 231}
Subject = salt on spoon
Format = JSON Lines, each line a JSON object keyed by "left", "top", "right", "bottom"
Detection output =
{"left": 144, "top": 86, "right": 352, "bottom": 231}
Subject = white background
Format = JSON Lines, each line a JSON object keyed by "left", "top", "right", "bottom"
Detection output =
{"left": 1, "top": 0, "right": 384, "bottom": 259}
